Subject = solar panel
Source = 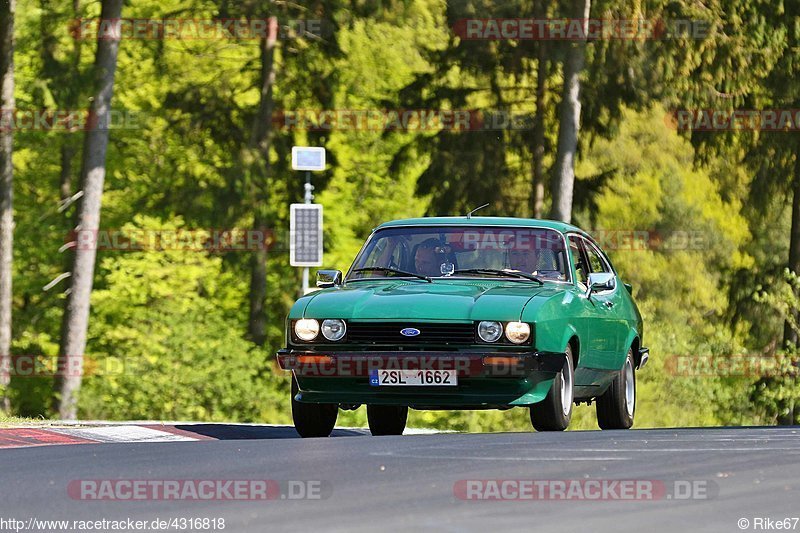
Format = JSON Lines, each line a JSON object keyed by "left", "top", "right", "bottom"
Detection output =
{"left": 290, "top": 204, "right": 323, "bottom": 266}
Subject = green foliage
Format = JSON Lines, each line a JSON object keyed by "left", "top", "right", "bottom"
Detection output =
{"left": 750, "top": 270, "right": 800, "bottom": 424}
{"left": 79, "top": 217, "right": 289, "bottom": 422}
{"left": 578, "top": 105, "right": 754, "bottom": 427}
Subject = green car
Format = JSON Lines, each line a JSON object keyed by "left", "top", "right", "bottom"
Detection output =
{"left": 277, "top": 217, "right": 649, "bottom": 437}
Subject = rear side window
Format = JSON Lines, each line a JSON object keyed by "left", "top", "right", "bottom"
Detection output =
{"left": 584, "top": 240, "right": 610, "bottom": 274}
{"left": 568, "top": 236, "right": 588, "bottom": 286}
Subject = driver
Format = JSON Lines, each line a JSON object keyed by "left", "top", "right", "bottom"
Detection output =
{"left": 415, "top": 238, "right": 446, "bottom": 277}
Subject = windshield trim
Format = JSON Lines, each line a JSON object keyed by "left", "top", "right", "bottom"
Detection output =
{"left": 345, "top": 276, "right": 553, "bottom": 284}
{"left": 344, "top": 224, "right": 573, "bottom": 284}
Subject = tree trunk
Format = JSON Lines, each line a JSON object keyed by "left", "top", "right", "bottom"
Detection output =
{"left": 0, "top": 0, "right": 15, "bottom": 414}
{"left": 58, "top": 0, "right": 82, "bottom": 206}
{"left": 531, "top": 40, "right": 547, "bottom": 219}
{"left": 56, "top": 0, "right": 123, "bottom": 419}
{"left": 549, "top": 0, "right": 591, "bottom": 223}
{"left": 39, "top": 0, "right": 82, "bottom": 209}
{"left": 247, "top": 18, "right": 277, "bottom": 346}
{"left": 248, "top": 211, "right": 268, "bottom": 345}
{"left": 778, "top": 158, "right": 800, "bottom": 425}
{"left": 783, "top": 163, "right": 800, "bottom": 348}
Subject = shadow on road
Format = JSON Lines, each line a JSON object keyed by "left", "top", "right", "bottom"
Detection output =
{"left": 174, "top": 424, "right": 368, "bottom": 440}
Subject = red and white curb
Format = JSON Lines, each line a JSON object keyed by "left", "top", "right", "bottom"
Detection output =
{"left": 0, "top": 423, "right": 214, "bottom": 449}
{"left": 0, "top": 422, "right": 444, "bottom": 449}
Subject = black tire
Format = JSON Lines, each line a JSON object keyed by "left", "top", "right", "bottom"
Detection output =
{"left": 530, "top": 345, "right": 574, "bottom": 431}
{"left": 367, "top": 405, "right": 408, "bottom": 436}
{"left": 596, "top": 348, "right": 635, "bottom": 430}
{"left": 291, "top": 375, "right": 338, "bottom": 438}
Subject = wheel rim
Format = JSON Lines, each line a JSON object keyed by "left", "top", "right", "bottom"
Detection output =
{"left": 560, "top": 359, "right": 573, "bottom": 417}
{"left": 624, "top": 358, "right": 635, "bottom": 416}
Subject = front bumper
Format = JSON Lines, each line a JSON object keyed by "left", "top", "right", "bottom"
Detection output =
{"left": 276, "top": 348, "right": 566, "bottom": 408}
{"left": 638, "top": 347, "right": 650, "bottom": 369}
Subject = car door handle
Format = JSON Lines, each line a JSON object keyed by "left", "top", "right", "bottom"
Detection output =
{"left": 604, "top": 301, "right": 614, "bottom": 308}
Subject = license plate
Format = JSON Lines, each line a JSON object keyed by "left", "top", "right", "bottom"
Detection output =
{"left": 369, "top": 369, "right": 458, "bottom": 386}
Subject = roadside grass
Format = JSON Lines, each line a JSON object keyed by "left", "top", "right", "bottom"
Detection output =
{"left": 0, "top": 415, "right": 54, "bottom": 428}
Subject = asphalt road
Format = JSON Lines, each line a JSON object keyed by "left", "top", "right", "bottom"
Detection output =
{"left": 1, "top": 426, "right": 798, "bottom": 533}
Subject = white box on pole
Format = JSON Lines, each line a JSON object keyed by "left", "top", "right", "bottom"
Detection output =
{"left": 291, "top": 147, "right": 326, "bottom": 171}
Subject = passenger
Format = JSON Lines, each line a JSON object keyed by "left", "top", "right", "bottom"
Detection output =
{"left": 508, "top": 247, "right": 539, "bottom": 273}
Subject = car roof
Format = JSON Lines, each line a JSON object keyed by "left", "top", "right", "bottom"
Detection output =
{"left": 375, "top": 216, "right": 589, "bottom": 237}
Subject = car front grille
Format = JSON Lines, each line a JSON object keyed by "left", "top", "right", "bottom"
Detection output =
{"left": 346, "top": 322, "right": 475, "bottom": 345}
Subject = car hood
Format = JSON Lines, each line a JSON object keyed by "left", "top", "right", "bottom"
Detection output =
{"left": 299, "top": 279, "right": 565, "bottom": 322}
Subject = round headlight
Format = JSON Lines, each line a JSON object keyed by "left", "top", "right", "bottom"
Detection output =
{"left": 505, "top": 322, "right": 531, "bottom": 344}
{"left": 294, "top": 319, "right": 320, "bottom": 341}
{"left": 478, "top": 321, "right": 503, "bottom": 343}
{"left": 321, "top": 319, "right": 346, "bottom": 341}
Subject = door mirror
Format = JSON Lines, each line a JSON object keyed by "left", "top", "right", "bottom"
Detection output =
{"left": 316, "top": 269, "right": 342, "bottom": 288}
{"left": 585, "top": 272, "right": 615, "bottom": 298}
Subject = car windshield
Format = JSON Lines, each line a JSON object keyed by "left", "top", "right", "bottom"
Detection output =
{"left": 348, "top": 226, "right": 569, "bottom": 281}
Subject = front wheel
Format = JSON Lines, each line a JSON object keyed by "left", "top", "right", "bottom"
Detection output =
{"left": 596, "top": 349, "right": 635, "bottom": 429}
{"left": 367, "top": 405, "right": 408, "bottom": 436}
{"left": 291, "top": 376, "right": 338, "bottom": 438}
{"left": 530, "top": 345, "right": 574, "bottom": 431}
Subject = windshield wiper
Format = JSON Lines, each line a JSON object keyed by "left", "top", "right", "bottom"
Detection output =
{"left": 452, "top": 268, "right": 544, "bottom": 284}
{"left": 351, "top": 267, "right": 432, "bottom": 282}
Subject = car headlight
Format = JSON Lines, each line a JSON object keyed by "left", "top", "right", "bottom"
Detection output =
{"left": 478, "top": 321, "right": 503, "bottom": 343}
{"left": 505, "top": 322, "right": 531, "bottom": 344}
{"left": 294, "top": 319, "right": 320, "bottom": 341}
{"left": 321, "top": 319, "right": 346, "bottom": 341}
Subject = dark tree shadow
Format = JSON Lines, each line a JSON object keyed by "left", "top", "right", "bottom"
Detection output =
{"left": 174, "top": 424, "right": 368, "bottom": 440}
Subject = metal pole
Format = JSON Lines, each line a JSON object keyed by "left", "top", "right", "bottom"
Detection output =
{"left": 304, "top": 171, "right": 313, "bottom": 203}
{"left": 301, "top": 171, "right": 313, "bottom": 295}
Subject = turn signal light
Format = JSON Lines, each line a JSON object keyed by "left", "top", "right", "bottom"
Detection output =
{"left": 295, "top": 355, "right": 333, "bottom": 365}
{"left": 482, "top": 356, "right": 523, "bottom": 366}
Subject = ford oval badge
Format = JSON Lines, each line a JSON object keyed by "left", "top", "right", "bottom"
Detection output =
{"left": 400, "top": 327, "right": 421, "bottom": 337}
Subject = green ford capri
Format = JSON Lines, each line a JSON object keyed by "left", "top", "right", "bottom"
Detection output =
{"left": 277, "top": 216, "right": 649, "bottom": 437}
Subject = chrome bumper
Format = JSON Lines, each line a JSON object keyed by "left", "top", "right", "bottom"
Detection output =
{"left": 638, "top": 347, "right": 650, "bottom": 369}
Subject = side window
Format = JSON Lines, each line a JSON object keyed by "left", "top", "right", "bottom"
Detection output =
{"left": 568, "top": 236, "right": 588, "bottom": 286}
{"left": 584, "top": 240, "right": 610, "bottom": 274}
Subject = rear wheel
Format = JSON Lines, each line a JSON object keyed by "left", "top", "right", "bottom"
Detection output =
{"left": 367, "top": 405, "right": 408, "bottom": 436}
{"left": 291, "top": 375, "right": 338, "bottom": 438}
{"left": 596, "top": 349, "right": 635, "bottom": 429}
{"left": 530, "top": 345, "right": 574, "bottom": 431}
